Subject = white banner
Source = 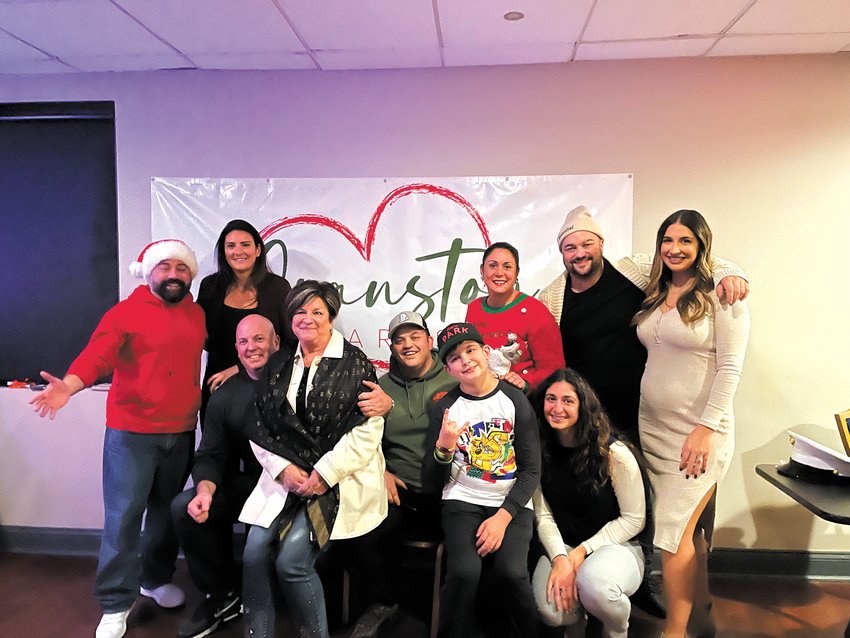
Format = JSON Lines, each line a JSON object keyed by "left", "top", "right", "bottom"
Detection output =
{"left": 152, "top": 175, "right": 632, "bottom": 369}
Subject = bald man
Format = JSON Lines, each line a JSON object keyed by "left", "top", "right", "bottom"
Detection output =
{"left": 171, "top": 314, "right": 279, "bottom": 638}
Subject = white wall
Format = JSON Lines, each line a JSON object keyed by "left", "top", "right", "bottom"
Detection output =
{"left": 1, "top": 54, "right": 849, "bottom": 549}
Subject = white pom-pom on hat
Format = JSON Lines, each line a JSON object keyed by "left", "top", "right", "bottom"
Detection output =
{"left": 129, "top": 239, "right": 199, "bottom": 280}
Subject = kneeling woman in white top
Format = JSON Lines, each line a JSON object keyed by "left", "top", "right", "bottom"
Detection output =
{"left": 531, "top": 368, "right": 646, "bottom": 638}
{"left": 239, "top": 281, "right": 387, "bottom": 638}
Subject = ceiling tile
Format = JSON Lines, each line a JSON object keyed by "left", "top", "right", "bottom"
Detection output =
{"left": 584, "top": 0, "right": 752, "bottom": 41}
{"left": 445, "top": 42, "right": 575, "bottom": 67}
{"left": 191, "top": 50, "right": 315, "bottom": 70}
{"left": 115, "top": 0, "right": 305, "bottom": 54}
{"left": 0, "top": 0, "right": 848, "bottom": 74}
{"left": 315, "top": 47, "right": 441, "bottom": 71}
{"left": 577, "top": 37, "right": 716, "bottom": 61}
{"left": 730, "top": 0, "right": 850, "bottom": 34}
{"left": 439, "top": 0, "right": 593, "bottom": 46}
{"left": 282, "top": 0, "right": 436, "bottom": 50}
{"left": 710, "top": 33, "right": 850, "bottom": 56}
{"left": 0, "top": 29, "right": 46, "bottom": 58}
{"left": 0, "top": 0, "right": 177, "bottom": 56}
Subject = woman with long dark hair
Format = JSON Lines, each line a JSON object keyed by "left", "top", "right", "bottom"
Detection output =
{"left": 530, "top": 368, "right": 646, "bottom": 638}
{"left": 196, "top": 219, "right": 291, "bottom": 420}
{"left": 634, "top": 210, "right": 749, "bottom": 638}
{"left": 465, "top": 241, "right": 564, "bottom": 392}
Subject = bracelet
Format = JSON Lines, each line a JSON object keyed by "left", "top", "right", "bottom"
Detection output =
{"left": 433, "top": 450, "right": 453, "bottom": 464}
{"left": 435, "top": 443, "right": 455, "bottom": 455}
{"left": 433, "top": 448, "right": 454, "bottom": 464}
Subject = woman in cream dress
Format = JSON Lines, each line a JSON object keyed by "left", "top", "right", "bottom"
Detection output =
{"left": 635, "top": 210, "right": 749, "bottom": 638}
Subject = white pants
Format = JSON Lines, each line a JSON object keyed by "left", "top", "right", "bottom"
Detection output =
{"left": 532, "top": 542, "right": 643, "bottom": 638}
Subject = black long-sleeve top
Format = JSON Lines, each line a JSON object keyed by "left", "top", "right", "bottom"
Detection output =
{"left": 192, "top": 369, "right": 262, "bottom": 487}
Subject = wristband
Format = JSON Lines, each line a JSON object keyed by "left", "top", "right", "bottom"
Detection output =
{"left": 433, "top": 448, "right": 454, "bottom": 464}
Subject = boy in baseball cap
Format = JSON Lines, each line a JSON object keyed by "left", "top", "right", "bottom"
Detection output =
{"left": 423, "top": 321, "right": 541, "bottom": 637}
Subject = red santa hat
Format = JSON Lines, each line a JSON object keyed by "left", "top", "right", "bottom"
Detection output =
{"left": 129, "top": 239, "right": 199, "bottom": 280}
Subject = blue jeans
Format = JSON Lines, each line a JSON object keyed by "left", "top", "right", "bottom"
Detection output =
{"left": 242, "top": 507, "right": 328, "bottom": 638}
{"left": 94, "top": 428, "right": 193, "bottom": 613}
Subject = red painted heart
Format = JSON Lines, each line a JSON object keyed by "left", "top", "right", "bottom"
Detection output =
{"left": 259, "top": 182, "right": 491, "bottom": 257}
{"left": 259, "top": 182, "right": 492, "bottom": 370}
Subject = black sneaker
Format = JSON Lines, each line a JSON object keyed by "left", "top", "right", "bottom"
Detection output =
{"left": 177, "top": 593, "right": 241, "bottom": 638}
{"left": 631, "top": 573, "right": 666, "bottom": 619}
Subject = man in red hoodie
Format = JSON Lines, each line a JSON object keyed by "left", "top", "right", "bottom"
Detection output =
{"left": 30, "top": 239, "right": 206, "bottom": 638}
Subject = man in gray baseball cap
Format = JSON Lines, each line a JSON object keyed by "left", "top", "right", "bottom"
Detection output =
{"left": 346, "top": 311, "right": 457, "bottom": 636}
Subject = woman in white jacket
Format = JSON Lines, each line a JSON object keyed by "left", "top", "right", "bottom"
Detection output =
{"left": 239, "top": 281, "right": 386, "bottom": 638}
{"left": 531, "top": 368, "right": 646, "bottom": 638}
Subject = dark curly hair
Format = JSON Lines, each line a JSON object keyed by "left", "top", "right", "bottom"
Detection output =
{"left": 530, "top": 368, "right": 615, "bottom": 495}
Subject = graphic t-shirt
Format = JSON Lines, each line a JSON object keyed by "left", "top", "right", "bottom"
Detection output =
{"left": 427, "top": 381, "right": 541, "bottom": 513}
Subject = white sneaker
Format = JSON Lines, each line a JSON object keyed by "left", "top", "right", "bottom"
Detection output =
{"left": 139, "top": 583, "right": 185, "bottom": 608}
{"left": 95, "top": 608, "right": 131, "bottom": 638}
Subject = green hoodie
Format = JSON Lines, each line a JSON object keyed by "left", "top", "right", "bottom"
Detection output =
{"left": 379, "top": 349, "right": 457, "bottom": 490}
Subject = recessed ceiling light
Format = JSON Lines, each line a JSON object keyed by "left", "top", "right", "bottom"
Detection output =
{"left": 503, "top": 11, "right": 525, "bottom": 21}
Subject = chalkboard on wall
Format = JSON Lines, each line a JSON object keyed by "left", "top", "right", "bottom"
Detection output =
{"left": 0, "top": 102, "right": 118, "bottom": 383}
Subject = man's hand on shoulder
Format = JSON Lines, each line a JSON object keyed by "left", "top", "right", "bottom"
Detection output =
{"left": 357, "top": 380, "right": 394, "bottom": 418}
{"left": 716, "top": 276, "right": 749, "bottom": 304}
{"left": 207, "top": 365, "right": 238, "bottom": 392}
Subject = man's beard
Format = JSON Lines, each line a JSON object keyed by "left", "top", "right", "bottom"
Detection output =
{"left": 155, "top": 278, "right": 190, "bottom": 303}
{"left": 566, "top": 255, "right": 602, "bottom": 280}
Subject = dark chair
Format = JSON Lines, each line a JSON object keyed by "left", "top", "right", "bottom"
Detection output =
{"left": 343, "top": 537, "right": 444, "bottom": 638}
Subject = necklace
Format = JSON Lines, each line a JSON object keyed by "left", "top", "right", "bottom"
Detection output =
{"left": 652, "top": 310, "right": 664, "bottom": 344}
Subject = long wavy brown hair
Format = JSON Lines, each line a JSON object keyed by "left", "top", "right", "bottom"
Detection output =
{"left": 531, "top": 368, "right": 614, "bottom": 495}
{"left": 633, "top": 209, "right": 715, "bottom": 327}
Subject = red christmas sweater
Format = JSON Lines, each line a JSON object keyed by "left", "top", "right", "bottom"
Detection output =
{"left": 465, "top": 293, "right": 565, "bottom": 391}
